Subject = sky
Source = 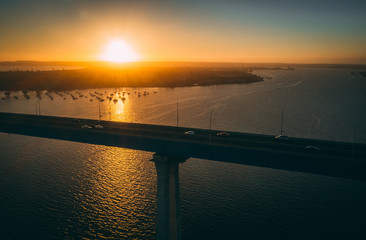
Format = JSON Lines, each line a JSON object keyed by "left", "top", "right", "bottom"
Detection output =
{"left": 0, "top": 0, "right": 366, "bottom": 64}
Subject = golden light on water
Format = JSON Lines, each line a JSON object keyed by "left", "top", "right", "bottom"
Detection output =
{"left": 99, "top": 39, "right": 140, "bottom": 63}
{"left": 113, "top": 101, "right": 126, "bottom": 119}
{"left": 81, "top": 145, "right": 156, "bottom": 237}
{"left": 102, "top": 92, "right": 136, "bottom": 123}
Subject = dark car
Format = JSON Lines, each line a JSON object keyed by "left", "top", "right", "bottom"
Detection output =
{"left": 275, "top": 135, "right": 289, "bottom": 140}
{"left": 184, "top": 130, "right": 195, "bottom": 135}
{"left": 217, "top": 132, "right": 230, "bottom": 137}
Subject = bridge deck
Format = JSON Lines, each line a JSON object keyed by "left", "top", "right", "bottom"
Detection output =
{"left": 1, "top": 112, "right": 365, "bottom": 181}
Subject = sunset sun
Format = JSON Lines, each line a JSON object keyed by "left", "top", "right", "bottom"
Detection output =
{"left": 99, "top": 39, "right": 140, "bottom": 63}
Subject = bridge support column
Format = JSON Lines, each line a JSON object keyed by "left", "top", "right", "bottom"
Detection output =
{"left": 152, "top": 154, "right": 186, "bottom": 240}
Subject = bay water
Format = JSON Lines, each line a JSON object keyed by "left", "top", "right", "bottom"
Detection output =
{"left": 1, "top": 67, "right": 366, "bottom": 239}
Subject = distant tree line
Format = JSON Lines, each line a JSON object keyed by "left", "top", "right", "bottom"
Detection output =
{"left": 0, "top": 66, "right": 263, "bottom": 91}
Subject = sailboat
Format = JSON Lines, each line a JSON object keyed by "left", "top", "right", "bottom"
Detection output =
{"left": 275, "top": 107, "right": 289, "bottom": 140}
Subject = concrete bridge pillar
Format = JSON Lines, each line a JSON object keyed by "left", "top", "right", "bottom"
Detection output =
{"left": 152, "top": 154, "right": 186, "bottom": 240}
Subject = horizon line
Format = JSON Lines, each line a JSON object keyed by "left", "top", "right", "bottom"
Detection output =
{"left": 1, "top": 60, "right": 366, "bottom": 66}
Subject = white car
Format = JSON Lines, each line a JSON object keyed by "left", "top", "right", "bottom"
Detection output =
{"left": 184, "top": 130, "right": 195, "bottom": 135}
{"left": 94, "top": 125, "right": 104, "bottom": 129}
{"left": 81, "top": 125, "right": 92, "bottom": 129}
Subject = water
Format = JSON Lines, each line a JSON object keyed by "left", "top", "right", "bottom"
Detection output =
{"left": 0, "top": 65, "right": 82, "bottom": 72}
{"left": 1, "top": 67, "right": 366, "bottom": 239}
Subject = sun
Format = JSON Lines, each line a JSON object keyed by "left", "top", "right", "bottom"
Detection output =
{"left": 99, "top": 39, "right": 140, "bottom": 63}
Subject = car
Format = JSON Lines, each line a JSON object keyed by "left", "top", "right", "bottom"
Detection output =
{"left": 275, "top": 135, "right": 289, "bottom": 140}
{"left": 94, "top": 125, "right": 104, "bottom": 129}
{"left": 217, "top": 132, "right": 230, "bottom": 137}
{"left": 305, "top": 146, "right": 320, "bottom": 152}
{"left": 184, "top": 131, "right": 195, "bottom": 135}
{"left": 81, "top": 125, "right": 92, "bottom": 129}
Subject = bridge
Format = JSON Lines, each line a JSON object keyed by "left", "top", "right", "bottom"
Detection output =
{"left": 1, "top": 112, "right": 366, "bottom": 240}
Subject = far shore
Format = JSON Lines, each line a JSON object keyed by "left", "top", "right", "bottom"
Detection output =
{"left": 1, "top": 61, "right": 365, "bottom": 91}
{"left": 0, "top": 65, "right": 264, "bottom": 91}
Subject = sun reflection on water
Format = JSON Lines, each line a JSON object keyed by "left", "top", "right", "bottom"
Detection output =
{"left": 111, "top": 100, "right": 126, "bottom": 121}
{"left": 95, "top": 90, "right": 138, "bottom": 123}
{"left": 71, "top": 145, "right": 157, "bottom": 238}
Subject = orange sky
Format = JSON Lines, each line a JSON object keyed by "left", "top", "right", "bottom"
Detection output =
{"left": 1, "top": 0, "right": 366, "bottom": 64}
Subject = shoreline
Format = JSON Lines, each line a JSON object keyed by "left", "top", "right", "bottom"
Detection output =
{"left": 0, "top": 66, "right": 264, "bottom": 91}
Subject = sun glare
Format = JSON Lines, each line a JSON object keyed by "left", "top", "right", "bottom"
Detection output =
{"left": 99, "top": 39, "right": 140, "bottom": 63}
